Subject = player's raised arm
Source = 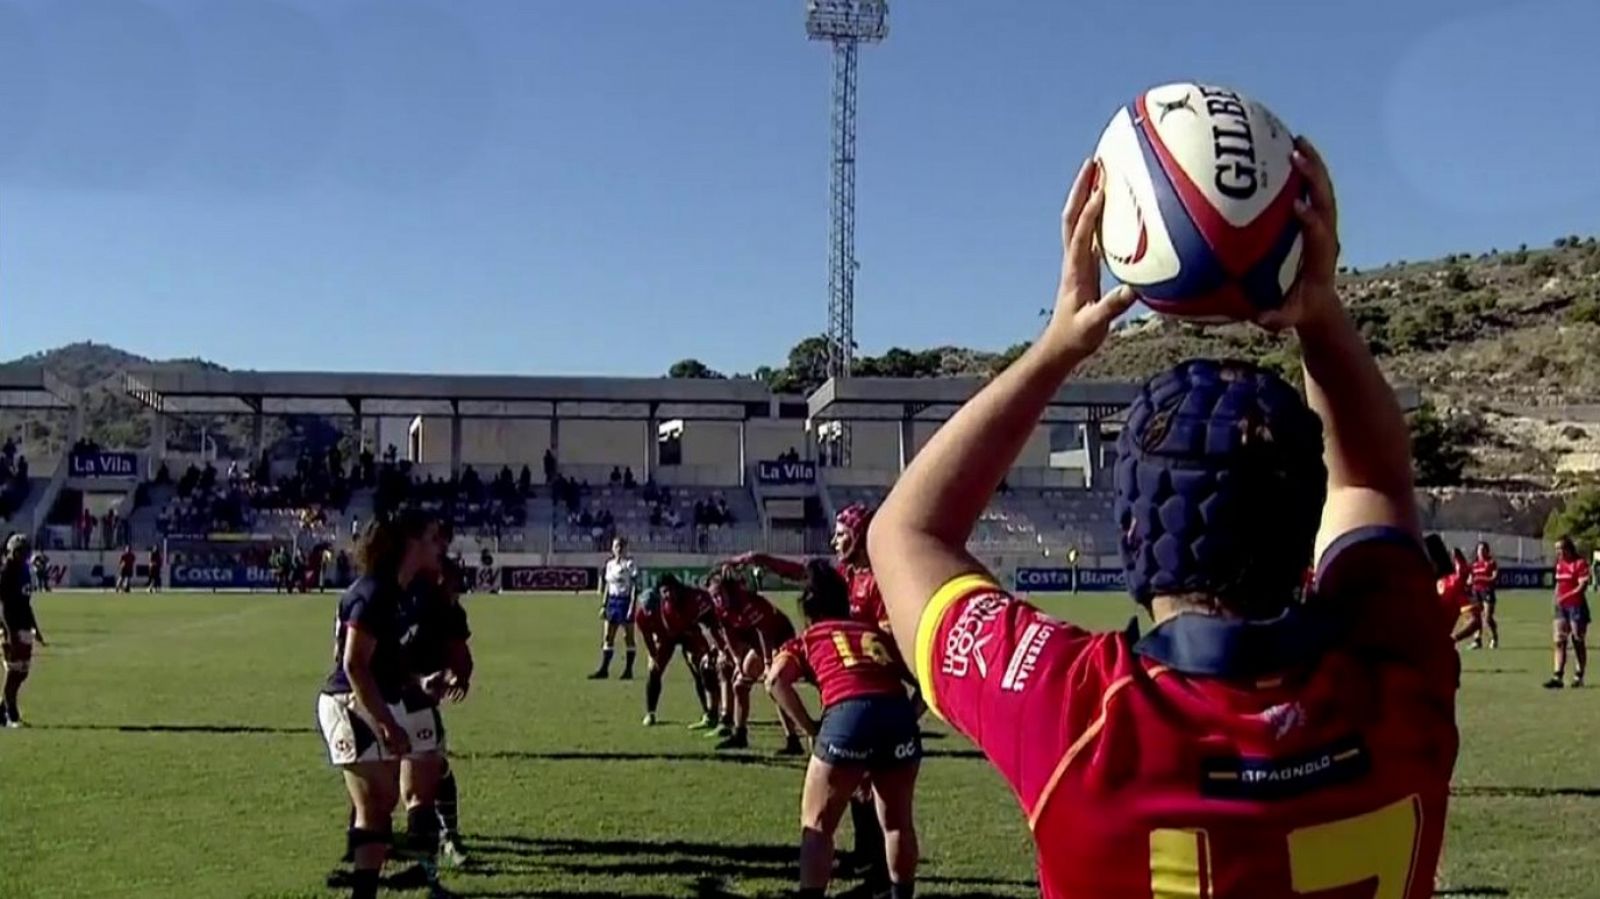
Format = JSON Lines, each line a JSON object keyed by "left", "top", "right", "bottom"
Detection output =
{"left": 869, "top": 159, "right": 1134, "bottom": 652}
{"left": 1262, "top": 139, "right": 1418, "bottom": 557}
{"left": 730, "top": 552, "right": 806, "bottom": 582}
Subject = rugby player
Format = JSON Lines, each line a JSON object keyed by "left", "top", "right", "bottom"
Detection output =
{"left": 767, "top": 561, "right": 920, "bottom": 899}
{"left": 730, "top": 506, "right": 893, "bottom": 880}
{"left": 869, "top": 146, "right": 1460, "bottom": 897}
{"left": 399, "top": 555, "right": 475, "bottom": 874}
{"left": 734, "top": 503, "right": 887, "bottom": 627}
{"left": 635, "top": 573, "right": 719, "bottom": 728}
{"left": 705, "top": 570, "right": 801, "bottom": 752}
{"left": 1548, "top": 536, "right": 1590, "bottom": 689}
{"left": 316, "top": 510, "right": 450, "bottom": 899}
{"left": 589, "top": 536, "right": 640, "bottom": 680}
{"left": 1, "top": 534, "right": 41, "bottom": 728}
{"left": 1470, "top": 542, "right": 1499, "bottom": 649}
{"left": 116, "top": 544, "right": 136, "bottom": 593}
{"left": 147, "top": 543, "right": 164, "bottom": 593}
{"left": 1430, "top": 539, "right": 1480, "bottom": 646}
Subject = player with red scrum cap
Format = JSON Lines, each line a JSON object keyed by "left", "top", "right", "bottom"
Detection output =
{"left": 868, "top": 144, "right": 1458, "bottom": 897}
{"left": 734, "top": 503, "right": 887, "bottom": 627}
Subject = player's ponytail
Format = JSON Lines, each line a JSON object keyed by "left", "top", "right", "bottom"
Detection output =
{"left": 356, "top": 508, "right": 436, "bottom": 581}
{"left": 798, "top": 559, "right": 850, "bottom": 625}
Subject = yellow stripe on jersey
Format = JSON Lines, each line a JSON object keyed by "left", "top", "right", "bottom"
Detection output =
{"left": 914, "top": 572, "right": 1002, "bottom": 722}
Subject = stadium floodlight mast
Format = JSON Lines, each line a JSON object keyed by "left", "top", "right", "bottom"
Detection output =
{"left": 807, "top": 0, "right": 887, "bottom": 466}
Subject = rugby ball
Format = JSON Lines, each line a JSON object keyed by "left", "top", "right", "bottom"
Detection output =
{"left": 1094, "top": 83, "right": 1305, "bottom": 322}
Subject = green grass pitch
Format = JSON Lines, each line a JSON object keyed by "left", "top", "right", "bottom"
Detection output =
{"left": 4, "top": 589, "right": 1598, "bottom": 898}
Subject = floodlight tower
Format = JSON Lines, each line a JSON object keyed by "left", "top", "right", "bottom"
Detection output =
{"left": 807, "top": 0, "right": 886, "bottom": 466}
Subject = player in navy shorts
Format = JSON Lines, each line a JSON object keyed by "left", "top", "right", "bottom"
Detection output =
{"left": 767, "top": 561, "right": 921, "bottom": 899}
{"left": 1, "top": 534, "right": 42, "bottom": 728}
{"left": 591, "top": 536, "right": 641, "bottom": 680}
{"left": 316, "top": 510, "right": 449, "bottom": 899}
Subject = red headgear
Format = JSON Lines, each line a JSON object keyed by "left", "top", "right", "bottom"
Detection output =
{"left": 834, "top": 503, "right": 874, "bottom": 562}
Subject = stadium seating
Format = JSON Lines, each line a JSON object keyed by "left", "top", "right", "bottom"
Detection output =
{"left": 824, "top": 482, "right": 1120, "bottom": 558}
{"left": 550, "top": 481, "right": 760, "bottom": 554}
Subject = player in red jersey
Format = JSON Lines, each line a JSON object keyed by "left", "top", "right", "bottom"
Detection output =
{"left": 729, "top": 504, "right": 896, "bottom": 886}
{"left": 1428, "top": 538, "right": 1479, "bottom": 646}
{"left": 115, "top": 545, "right": 136, "bottom": 593}
{"left": 635, "top": 573, "right": 720, "bottom": 728}
{"left": 1547, "top": 536, "right": 1590, "bottom": 689}
{"left": 1469, "top": 542, "right": 1499, "bottom": 649}
{"left": 767, "top": 561, "right": 921, "bottom": 899}
{"left": 867, "top": 146, "right": 1458, "bottom": 898}
{"left": 704, "top": 570, "right": 802, "bottom": 753}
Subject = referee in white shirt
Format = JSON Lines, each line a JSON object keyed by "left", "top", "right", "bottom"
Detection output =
{"left": 589, "top": 536, "right": 640, "bottom": 679}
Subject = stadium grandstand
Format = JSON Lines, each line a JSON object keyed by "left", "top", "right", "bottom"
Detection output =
{"left": 5, "top": 366, "right": 1435, "bottom": 591}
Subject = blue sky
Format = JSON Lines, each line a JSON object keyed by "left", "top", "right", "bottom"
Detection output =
{"left": 2, "top": 0, "right": 1596, "bottom": 376}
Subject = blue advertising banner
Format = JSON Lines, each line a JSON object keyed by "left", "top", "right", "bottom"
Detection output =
{"left": 756, "top": 460, "right": 817, "bottom": 486}
{"left": 1498, "top": 567, "right": 1551, "bottom": 590}
{"left": 70, "top": 451, "right": 139, "bottom": 478}
{"left": 1014, "top": 567, "right": 1127, "bottom": 593}
{"left": 170, "top": 564, "right": 277, "bottom": 589}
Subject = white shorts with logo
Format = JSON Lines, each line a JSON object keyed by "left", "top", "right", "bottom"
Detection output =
{"left": 316, "top": 692, "right": 445, "bottom": 766}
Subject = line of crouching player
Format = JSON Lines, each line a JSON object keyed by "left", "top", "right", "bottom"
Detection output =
{"left": 316, "top": 509, "right": 475, "bottom": 899}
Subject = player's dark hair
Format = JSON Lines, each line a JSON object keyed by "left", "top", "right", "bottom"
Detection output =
{"left": 357, "top": 508, "right": 436, "bottom": 580}
{"left": 1558, "top": 536, "right": 1579, "bottom": 561}
{"left": 1424, "top": 534, "right": 1453, "bottom": 578}
{"left": 1451, "top": 547, "right": 1469, "bottom": 570}
{"left": 1476, "top": 541, "right": 1493, "bottom": 560}
{"left": 657, "top": 573, "right": 681, "bottom": 595}
{"left": 798, "top": 559, "right": 851, "bottom": 625}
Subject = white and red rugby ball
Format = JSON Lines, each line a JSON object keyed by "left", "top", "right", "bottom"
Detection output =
{"left": 1094, "top": 83, "right": 1305, "bottom": 321}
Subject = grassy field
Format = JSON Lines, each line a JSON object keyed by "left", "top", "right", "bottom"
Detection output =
{"left": 4, "top": 588, "right": 1598, "bottom": 899}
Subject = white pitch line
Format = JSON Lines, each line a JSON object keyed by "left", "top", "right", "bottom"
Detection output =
{"left": 47, "top": 596, "right": 321, "bottom": 656}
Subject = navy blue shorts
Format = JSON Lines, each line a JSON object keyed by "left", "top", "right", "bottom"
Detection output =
{"left": 603, "top": 595, "right": 632, "bottom": 624}
{"left": 1556, "top": 600, "right": 1592, "bottom": 627}
{"left": 1473, "top": 588, "right": 1497, "bottom": 606}
{"left": 813, "top": 695, "right": 922, "bottom": 770}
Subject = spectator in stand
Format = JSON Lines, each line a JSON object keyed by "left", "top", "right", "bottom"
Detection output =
{"left": 155, "top": 462, "right": 172, "bottom": 485}
{"left": 2, "top": 438, "right": 14, "bottom": 461}
{"left": 543, "top": 449, "right": 557, "bottom": 484}
{"left": 519, "top": 465, "right": 533, "bottom": 498}
{"left": 609, "top": 466, "right": 623, "bottom": 487}
{"left": 623, "top": 468, "right": 637, "bottom": 489}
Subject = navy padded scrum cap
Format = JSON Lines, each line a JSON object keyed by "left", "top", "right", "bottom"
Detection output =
{"left": 1113, "top": 359, "right": 1327, "bottom": 614}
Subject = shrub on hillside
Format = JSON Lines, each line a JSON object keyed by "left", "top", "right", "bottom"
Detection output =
{"left": 1545, "top": 488, "right": 1600, "bottom": 554}
{"left": 1410, "top": 402, "right": 1476, "bottom": 486}
{"left": 1529, "top": 255, "right": 1562, "bottom": 279}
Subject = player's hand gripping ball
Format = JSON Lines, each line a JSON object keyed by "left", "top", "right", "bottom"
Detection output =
{"left": 1094, "top": 83, "right": 1305, "bottom": 322}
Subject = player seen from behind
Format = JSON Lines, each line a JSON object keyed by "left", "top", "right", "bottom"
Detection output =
{"left": 316, "top": 510, "right": 451, "bottom": 899}
{"left": 766, "top": 560, "right": 921, "bottom": 899}
{"left": 1470, "top": 541, "right": 1499, "bottom": 649}
{"left": 868, "top": 145, "right": 1460, "bottom": 897}
{"left": 636, "top": 573, "right": 720, "bottom": 728}
{"left": 1, "top": 534, "right": 42, "bottom": 728}
{"left": 147, "top": 543, "right": 163, "bottom": 593}
{"left": 116, "top": 545, "right": 136, "bottom": 593}
{"left": 1548, "top": 535, "right": 1589, "bottom": 689}
{"left": 590, "top": 536, "right": 639, "bottom": 680}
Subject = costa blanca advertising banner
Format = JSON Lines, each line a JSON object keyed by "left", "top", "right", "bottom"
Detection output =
{"left": 1014, "top": 567, "right": 1127, "bottom": 593}
{"left": 756, "top": 460, "right": 817, "bottom": 486}
{"left": 501, "top": 565, "right": 599, "bottom": 592}
{"left": 170, "top": 564, "right": 277, "bottom": 589}
{"left": 69, "top": 451, "right": 139, "bottom": 479}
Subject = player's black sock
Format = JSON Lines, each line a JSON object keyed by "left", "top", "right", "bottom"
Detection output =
{"left": 623, "top": 649, "right": 637, "bottom": 677}
{"left": 850, "top": 797, "right": 888, "bottom": 882}
{"left": 645, "top": 670, "right": 663, "bottom": 714}
{"left": 890, "top": 880, "right": 916, "bottom": 899}
{"left": 597, "top": 647, "right": 614, "bottom": 674}
{"left": 437, "top": 767, "right": 460, "bottom": 839}
{"left": 349, "top": 868, "right": 380, "bottom": 899}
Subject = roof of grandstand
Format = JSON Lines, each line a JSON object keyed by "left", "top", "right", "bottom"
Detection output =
{"left": 122, "top": 368, "right": 795, "bottom": 421}
{"left": 0, "top": 366, "right": 76, "bottom": 410}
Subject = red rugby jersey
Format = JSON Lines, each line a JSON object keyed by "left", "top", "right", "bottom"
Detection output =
{"left": 713, "top": 586, "right": 794, "bottom": 651}
{"left": 1437, "top": 572, "right": 1472, "bottom": 614}
{"left": 839, "top": 563, "right": 888, "bottom": 627}
{"left": 1555, "top": 558, "right": 1589, "bottom": 608}
{"left": 914, "top": 528, "right": 1458, "bottom": 899}
{"left": 1469, "top": 559, "right": 1497, "bottom": 592}
{"left": 778, "top": 619, "right": 909, "bottom": 707}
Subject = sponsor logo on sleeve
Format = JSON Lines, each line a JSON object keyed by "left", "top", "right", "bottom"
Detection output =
{"left": 1000, "top": 621, "right": 1055, "bottom": 692}
{"left": 940, "top": 591, "right": 1007, "bottom": 680}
